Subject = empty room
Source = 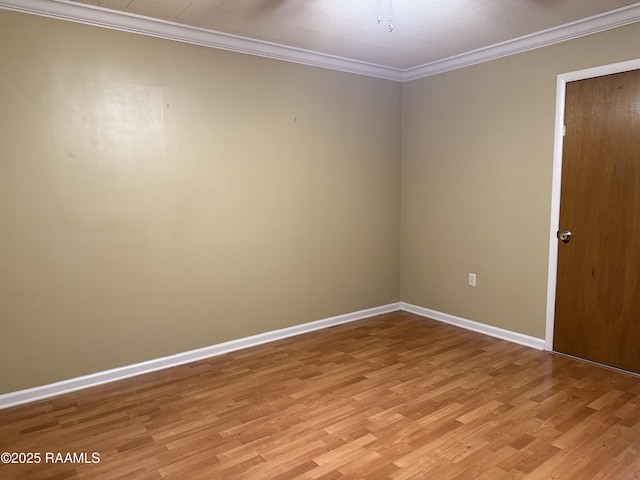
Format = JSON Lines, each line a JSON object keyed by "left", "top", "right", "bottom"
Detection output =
{"left": 1, "top": 0, "right": 640, "bottom": 478}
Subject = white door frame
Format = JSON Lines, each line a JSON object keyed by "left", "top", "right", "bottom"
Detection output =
{"left": 544, "top": 58, "right": 640, "bottom": 351}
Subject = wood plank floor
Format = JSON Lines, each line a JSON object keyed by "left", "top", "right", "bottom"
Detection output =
{"left": 2, "top": 311, "right": 640, "bottom": 479}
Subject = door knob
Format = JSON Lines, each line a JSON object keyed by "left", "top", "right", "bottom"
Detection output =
{"left": 557, "top": 230, "right": 572, "bottom": 243}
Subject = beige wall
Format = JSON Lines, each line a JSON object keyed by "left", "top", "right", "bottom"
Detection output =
{"left": 3, "top": 6, "right": 640, "bottom": 395}
{"left": 401, "top": 22, "right": 640, "bottom": 338}
{"left": 0, "top": 11, "right": 402, "bottom": 393}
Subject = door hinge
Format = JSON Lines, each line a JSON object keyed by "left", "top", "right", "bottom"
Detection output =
{"left": 562, "top": 125, "right": 566, "bottom": 136}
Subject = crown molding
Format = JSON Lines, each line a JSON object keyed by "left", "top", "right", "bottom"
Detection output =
{"left": 1, "top": 0, "right": 640, "bottom": 83}
{"left": 0, "top": 0, "right": 404, "bottom": 81}
{"left": 403, "top": 2, "right": 640, "bottom": 81}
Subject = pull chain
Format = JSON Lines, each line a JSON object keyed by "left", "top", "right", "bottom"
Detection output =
{"left": 376, "top": 0, "right": 393, "bottom": 32}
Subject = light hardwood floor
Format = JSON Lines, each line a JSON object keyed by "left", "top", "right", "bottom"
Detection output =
{"left": 1, "top": 311, "right": 640, "bottom": 479}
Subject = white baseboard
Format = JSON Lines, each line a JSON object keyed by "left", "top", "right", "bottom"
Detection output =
{"left": 0, "top": 302, "right": 401, "bottom": 410}
{"left": 400, "top": 302, "right": 545, "bottom": 350}
{"left": 0, "top": 301, "right": 545, "bottom": 410}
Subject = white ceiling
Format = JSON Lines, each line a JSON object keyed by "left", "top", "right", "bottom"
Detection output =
{"left": 67, "top": 0, "right": 638, "bottom": 70}
{"left": 2, "top": 0, "right": 640, "bottom": 80}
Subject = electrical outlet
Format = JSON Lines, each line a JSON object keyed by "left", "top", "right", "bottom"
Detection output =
{"left": 468, "top": 273, "right": 476, "bottom": 287}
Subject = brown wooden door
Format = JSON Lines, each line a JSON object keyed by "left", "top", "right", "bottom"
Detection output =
{"left": 554, "top": 69, "right": 640, "bottom": 373}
